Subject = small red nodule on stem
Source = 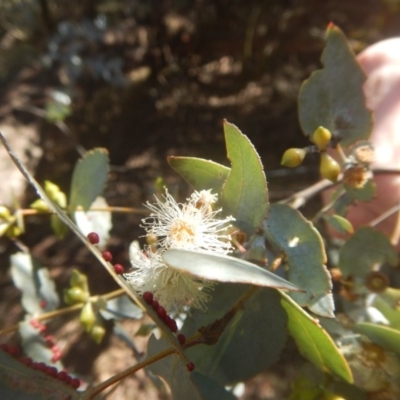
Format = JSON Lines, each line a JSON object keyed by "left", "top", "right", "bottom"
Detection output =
{"left": 186, "top": 362, "right": 195, "bottom": 372}
{"left": 87, "top": 232, "right": 100, "bottom": 245}
{"left": 113, "top": 264, "right": 124, "bottom": 274}
{"left": 142, "top": 291, "right": 154, "bottom": 304}
{"left": 152, "top": 300, "right": 160, "bottom": 311}
{"left": 157, "top": 306, "right": 167, "bottom": 320}
{"left": 177, "top": 334, "right": 186, "bottom": 345}
{"left": 70, "top": 377, "right": 81, "bottom": 389}
{"left": 102, "top": 251, "right": 113, "bottom": 262}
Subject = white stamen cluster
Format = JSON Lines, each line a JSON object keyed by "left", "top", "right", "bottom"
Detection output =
{"left": 125, "top": 189, "right": 234, "bottom": 311}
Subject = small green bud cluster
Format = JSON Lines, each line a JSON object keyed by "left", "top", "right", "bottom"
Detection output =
{"left": 0, "top": 205, "right": 24, "bottom": 238}
{"left": 281, "top": 126, "right": 341, "bottom": 182}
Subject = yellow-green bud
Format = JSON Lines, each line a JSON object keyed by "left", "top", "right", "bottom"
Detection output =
{"left": 312, "top": 126, "right": 331, "bottom": 151}
{"left": 6, "top": 224, "right": 22, "bottom": 238}
{"left": 320, "top": 153, "right": 341, "bottom": 182}
{"left": 44, "top": 180, "right": 60, "bottom": 200}
{"left": 80, "top": 301, "right": 96, "bottom": 332}
{"left": 281, "top": 148, "right": 307, "bottom": 168}
{"left": 70, "top": 269, "right": 89, "bottom": 292}
{"left": 90, "top": 323, "right": 106, "bottom": 344}
{"left": 30, "top": 199, "right": 50, "bottom": 213}
{"left": 0, "top": 206, "right": 11, "bottom": 220}
{"left": 64, "top": 287, "right": 87, "bottom": 305}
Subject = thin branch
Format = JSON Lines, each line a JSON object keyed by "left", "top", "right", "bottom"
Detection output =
{"left": 0, "top": 289, "right": 126, "bottom": 337}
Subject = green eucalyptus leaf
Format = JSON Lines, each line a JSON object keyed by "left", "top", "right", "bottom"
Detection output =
{"left": 168, "top": 156, "right": 230, "bottom": 193}
{"left": 162, "top": 249, "right": 303, "bottom": 292}
{"left": 280, "top": 291, "right": 353, "bottom": 383}
{"left": 146, "top": 335, "right": 203, "bottom": 400}
{"left": 220, "top": 120, "right": 268, "bottom": 234}
{"left": 191, "top": 373, "right": 237, "bottom": 400}
{"left": 183, "top": 284, "right": 288, "bottom": 385}
{"left": 371, "top": 295, "right": 400, "bottom": 330}
{"left": 0, "top": 349, "right": 80, "bottom": 400}
{"left": 298, "top": 24, "right": 372, "bottom": 147}
{"left": 356, "top": 323, "right": 400, "bottom": 356}
{"left": 69, "top": 148, "right": 109, "bottom": 213}
{"left": 10, "top": 253, "right": 59, "bottom": 314}
{"left": 263, "top": 204, "right": 334, "bottom": 317}
{"left": 323, "top": 214, "right": 354, "bottom": 235}
{"left": 339, "top": 227, "right": 399, "bottom": 279}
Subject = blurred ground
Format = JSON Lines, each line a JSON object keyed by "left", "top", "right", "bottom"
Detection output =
{"left": 1, "top": 1, "right": 400, "bottom": 398}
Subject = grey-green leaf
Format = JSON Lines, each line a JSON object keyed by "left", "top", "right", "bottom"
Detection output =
{"left": 168, "top": 156, "right": 230, "bottom": 193}
{"left": 339, "top": 227, "right": 399, "bottom": 278}
{"left": 10, "top": 253, "right": 59, "bottom": 314}
{"left": 69, "top": 148, "right": 109, "bottom": 213}
{"left": 298, "top": 23, "right": 372, "bottom": 147}
{"left": 280, "top": 291, "right": 353, "bottom": 383}
{"left": 183, "top": 285, "right": 288, "bottom": 385}
{"left": 356, "top": 322, "right": 400, "bottom": 356}
{"left": 162, "top": 249, "right": 303, "bottom": 292}
{"left": 263, "top": 204, "right": 334, "bottom": 317}
{"left": 220, "top": 120, "right": 268, "bottom": 234}
{"left": 146, "top": 335, "right": 203, "bottom": 400}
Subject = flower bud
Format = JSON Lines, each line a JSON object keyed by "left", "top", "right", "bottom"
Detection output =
{"left": 70, "top": 269, "right": 89, "bottom": 292}
{"left": 90, "top": 323, "right": 106, "bottom": 344}
{"left": 312, "top": 126, "right": 331, "bottom": 151}
{"left": 63, "top": 287, "right": 87, "bottom": 305}
{"left": 0, "top": 206, "right": 11, "bottom": 220}
{"left": 320, "top": 153, "right": 341, "bottom": 182}
{"left": 80, "top": 301, "right": 96, "bottom": 332}
{"left": 30, "top": 199, "right": 50, "bottom": 213}
{"left": 281, "top": 148, "right": 306, "bottom": 168}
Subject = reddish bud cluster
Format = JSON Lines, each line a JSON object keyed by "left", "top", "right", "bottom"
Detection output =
{"left": 30, "top": 319, "right": 47, "bottom": 333}
{"left": 29, "top": 319, "right": 61, "bottom": 362}
{"left": 142, "top": 292, "right": 183, "bottom": 335}
{"left": 0, "top": 343, "right": 81, "bottom": 389}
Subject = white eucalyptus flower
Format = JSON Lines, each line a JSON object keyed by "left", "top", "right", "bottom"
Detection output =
{"left": 125, "top": 247, "right": 215, "bottom": 311}
{"left": 125, "top": 189, "right": 235, "bottom": 312}
{"left": 141, "top": 189, "right": 234, "bottom": 254}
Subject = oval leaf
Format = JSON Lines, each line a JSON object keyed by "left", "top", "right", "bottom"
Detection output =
{"left": 146, "top": 335, "right": 203, "bottom": 400}
{"left": 339, "top": 227, "right": 399, "bottom": 278}
{"left": 168, "top": 156, "right": 230, "bottom": 193}
{"left": 263, "top": 204, "right": 334, "bottom": 317}
{"left": 184, "top": 285, "right": 288, "bottom": 385}
{"left": 69, "top": 148, "right": 109, "bottom": 213}
{"left": 162, "top": 249, "right": 303, "bottom": 292}
{"left": 356, "top": 322, "right": 400, "bottom": 356}
{"left": 324, "top": 214, "right": 354, "bottom": 235}
{"left": 220, "top": 120, "right": 268, "bottom": 234}
{"left": 280, "top": 291, "right": 353, "bottom": 383}
{"left": 298, "top": 24, "right": 372, "bottom": 147}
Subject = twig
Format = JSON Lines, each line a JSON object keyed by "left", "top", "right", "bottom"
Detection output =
{"left": 0, "top": 289, "right": 126, "bottom": 337}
